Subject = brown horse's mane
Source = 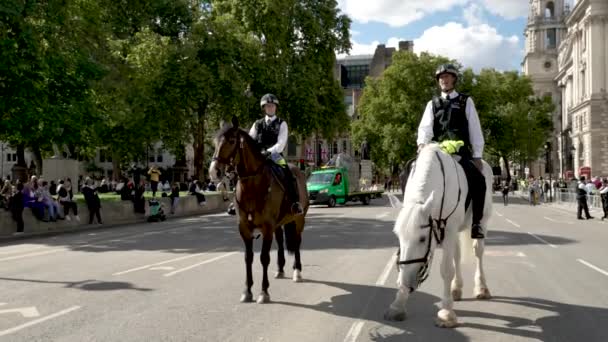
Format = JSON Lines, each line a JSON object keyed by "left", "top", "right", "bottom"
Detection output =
{"left": 214, "top": 124, "right": 264, "bottom": 160}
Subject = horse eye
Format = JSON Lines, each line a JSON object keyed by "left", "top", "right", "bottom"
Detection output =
{"left": 419, "top": 236, "right": 426, "bottom": 243}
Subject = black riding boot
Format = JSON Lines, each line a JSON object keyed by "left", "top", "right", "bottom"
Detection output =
{"left": 282, "top": 166, "right": 303, "bottom": 215}
{"left": 458, "top": 157, "right": 486, "bottom": 239}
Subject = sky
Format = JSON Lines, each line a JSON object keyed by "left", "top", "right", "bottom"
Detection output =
{"left": 336, "top": 0, "right": 576, "bottom": 72}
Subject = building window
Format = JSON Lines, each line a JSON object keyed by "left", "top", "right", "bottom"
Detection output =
{"left": 332, "top": 142, "right": 338, "bottom": 155}
{"left": 545, "top": 29, "right": 556, "bottom": 49}
{"left": 342, "top": 140, "right": 348, "bottom": 154}
{"left": 581, "top": 69, "right": 586, "bottom": 98}
{"left": 6, "top": 153, "right": 11, "bottom": 162}
{"left": 545, "top": 1, "right": 554, "bottom": 18}
{"left": 344, "top": 64, "right": 370, "bottom": 89}
{"left": 156, "top": 155, "right": 163, "bottom": 163}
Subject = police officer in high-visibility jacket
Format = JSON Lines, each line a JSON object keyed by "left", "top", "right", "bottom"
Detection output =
{"left": 416, "top": 64, "right": 486, "bottom": 239}
{"left": 249, "top": 94, "right": 303, "bottom": 215}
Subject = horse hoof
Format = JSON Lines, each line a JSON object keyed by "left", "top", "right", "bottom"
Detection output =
{"left": 293, "top": 270, "right": 302, "bottom": 282}
{"left": 451, "top": 288, "right": 463, "bottom": 301}
{"left": 384, "top": 307, "right": 407, "bottom": 321}
{"left": 256, "top": 293, "right": 270, "bottom": 304}
{"left": 275, "top": 271, "right": 285, "bottom": 279}
{"left": 435, "top": 309, "right": 458, "bottom": 328}
{"left": 475, "top": 287, "right": 492, "bottom": 300}
{"left": 240, "top": 292, "right": 253, "bottom": 303}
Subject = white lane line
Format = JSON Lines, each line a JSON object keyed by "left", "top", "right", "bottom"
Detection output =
{"left": 0, "top": 306, "right": 81, "bottom": 337}
{"left": 344, "top": 253, "right": 396, "bottom": 342}
{"left": 527, "top": 232, "right": 557, "bottom": 248}
{"left": 494, "top": 211, "right": 503, "bottom": 217}
{"left": 543, "top": 216, "right": 573, "bottom": 225}
{"left": 164, "top": 252, "right": 238, "bottom": 277}
{"left": 0, "top": 246, "right": 46, "bottom": 255}
{"left": 375, "top": 212, "right": 390, "bottom": 219}
{"left": 113, "top": 252, "right": 208, "bottom": 275}
{"left": 505, "top": 219, "right": 520, "bottom": 228}
{"left": 578, "top": 259, "right": 608, "bottom": 277}
{"left": 376, "top": 253, "right": 397, "bottom": 286}
{"left": 0, "top": 248, "right": 65, "bottom": 262}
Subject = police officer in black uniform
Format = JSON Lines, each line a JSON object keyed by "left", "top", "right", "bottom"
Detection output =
{"left": 249, "top": 94, "right": 303, "bottom": 215}
{"left": 416, "top": 64, "right": 486, "bottom": 239}
{"left": 576, "top": 176, "right": 593, "bottom": 220}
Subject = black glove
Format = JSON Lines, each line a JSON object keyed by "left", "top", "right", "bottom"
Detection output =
{"left": 261, "top": 150, "right": 271, "bottom": 158}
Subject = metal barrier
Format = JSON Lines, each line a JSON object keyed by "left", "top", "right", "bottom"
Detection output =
{"left": 554, "top": 188, "right": 604, "bottom": 209}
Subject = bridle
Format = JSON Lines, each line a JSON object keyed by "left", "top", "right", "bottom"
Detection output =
{"left": 395, "top": 150, "right": 462, "bottom": 290}
{"left": 212, "top": 130, "right": 264, "bottom": 179}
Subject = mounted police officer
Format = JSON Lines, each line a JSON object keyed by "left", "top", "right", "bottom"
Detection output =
{"left": 248, "top": 93, "right": 303, "bottom": 215}
{"left": 416, "top": 64, "right": 486, "bottom": 239}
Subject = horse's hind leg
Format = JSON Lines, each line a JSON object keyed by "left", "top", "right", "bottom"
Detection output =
{"left": 473, "top": 238, "right": 492, "bottom": 299}
{"left": 275, "top": 226, "right": 286, "bottom": 278}
{"left": 451, "top": 237, "right": 464, "bottom": 301}
{"left": 257, "top": 232, "right": 273, "bottom": 304}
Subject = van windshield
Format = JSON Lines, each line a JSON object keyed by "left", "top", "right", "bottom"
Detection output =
{"left": 307, "top": 173, "right": 334, "bottom": 184}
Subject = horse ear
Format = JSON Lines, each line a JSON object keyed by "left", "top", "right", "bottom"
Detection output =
{"left": 231, "top": 116, "right": 239, "bottom": 128}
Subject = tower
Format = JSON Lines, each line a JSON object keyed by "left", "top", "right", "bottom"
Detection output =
{"left": 522, "top": 0, "right": 568, "bottom": 177}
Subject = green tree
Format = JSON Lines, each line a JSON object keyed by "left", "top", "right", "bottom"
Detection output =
{"left": 351, "top": 51, "right": 453, "bottom": 169}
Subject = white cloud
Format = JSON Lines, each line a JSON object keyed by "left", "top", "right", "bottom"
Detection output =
{"left": 413, "top": 22, "right": 521, "bottom": 71}
{"left": 462, "top": 3, "right": 486, "bottom": 26}
{"left": 337, "top": 0, "right": 528, "bottom": 27}
{"left": 338, "top": 0, "right": 468, "bottom": 27}
{"left": 479, "top": 0, "right": 528, "bottom": 20}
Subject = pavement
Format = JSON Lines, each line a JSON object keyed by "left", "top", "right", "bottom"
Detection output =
{"left": 0, "top": 193, "right": 607, "bottom": 341}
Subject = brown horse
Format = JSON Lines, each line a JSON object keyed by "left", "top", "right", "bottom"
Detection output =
{"left": 209, "top": 116, "right": 309, "bottom": 304}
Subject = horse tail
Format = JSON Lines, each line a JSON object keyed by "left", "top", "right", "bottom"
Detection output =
{"left": 284, "top": 222, "right": 300, "bottom": 254}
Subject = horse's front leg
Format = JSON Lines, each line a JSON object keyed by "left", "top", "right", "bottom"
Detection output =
{"left": 473, "top": 238, "right": 492, "bottom": 299}
{"left": 451, "top": 236, "right": 464, "bottom": 301}
{"left": 274, "top": 226, "right": 286, "bottom": 278}
{"left": 257, "top": 228, "right": 273, "bottom": 304}
{"left": 384, "top": 250, "right": 410, "bottom": 321}
{"left": 239, "top": 224, "right": 254, "bottom": 303}
{"left": 436, "top": 235, "right": 458, "bottom": 328}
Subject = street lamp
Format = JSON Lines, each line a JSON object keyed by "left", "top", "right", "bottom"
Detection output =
{"left": 544, "top": 142, "right": 552, "bottom": 202}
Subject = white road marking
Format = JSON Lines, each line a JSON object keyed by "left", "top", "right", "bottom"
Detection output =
{"left": 344, "top": 253, "right": 396, "bottom": 342}
{"left": 149, "top": 266, "right": 175, "bottom": 271}
{"left": 543, "top": 216, "right": 573, "bottom": 224}
{"left": 164, "top": 252, "right": 238, "bottom": 277}
{"left": 375, "top": 212, "right": 390, "bottom": 219}
{"left": 527, "top": 232, "right": 557, "bottom": 248}
{"left": 578, "top": 259, "right": 608, "bottom": 277}
{"left": 505, "top": 219, "right": 520, "bottom": 228}
{"left": 0, "top": 306, "right": 81, "bottom": 337}
{"left": 0, "top": 306, "right": 40, "bottom": 318}
{"left": 376, "top": 253, "right": 397, "bottom": 286}
{"left": 0, "top": 245, "right": 46, "bottom": 255}
{"left": 113, "top": 252, "right": 208, "bottom": 275}
{"left": 0, "top": 248, "right": 65, "bottom": 262}
{"left": 494, "top": 211, "right": 503, "bottom": 217}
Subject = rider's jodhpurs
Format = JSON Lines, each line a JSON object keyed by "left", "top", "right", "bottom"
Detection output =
{"left": 458, "top": 156, "right": 486, "bottom": 225}
{"left": 282, "top": 165, "right": 299, "bottom": 204}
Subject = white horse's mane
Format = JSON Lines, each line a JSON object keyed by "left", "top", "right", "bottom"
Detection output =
{"left": 404, "top": 143, "right": 443, "bottom": 204}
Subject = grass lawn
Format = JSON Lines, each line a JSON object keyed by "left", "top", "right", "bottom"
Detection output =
{"left": 71, "top": 191, "right": 223, "bottom": 204}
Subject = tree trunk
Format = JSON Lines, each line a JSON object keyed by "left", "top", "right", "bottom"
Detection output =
{"left": 112, "top": 150, "right": 121, "bottom": 181}
{"left": 15, "top": 144, "right": 27, "bottom": 167}
{"left": 31, "top": 145, "right": 43, "bottom": 176}
{"left": 500, "top": 153, "right": 511, "bottom": 182}
{"left": 193, "top": 102, "right": 208, "bottom": 181}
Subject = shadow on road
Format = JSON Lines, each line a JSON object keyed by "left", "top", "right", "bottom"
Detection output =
{"left": 274, "top": 279, "right": 608, "bottom": 342}
{"left": 457, "top": 296, "right": 608, "bottom": 341}
{"left": 0, "top": 277, "right": 153, "bottom": 292}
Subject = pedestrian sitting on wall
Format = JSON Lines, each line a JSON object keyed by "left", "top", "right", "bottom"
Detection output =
{"left": 57, "top": 180, "right": 80, "bottom": 222}
{"left": 188, "top": 180, "right": 206, "bottom": 206}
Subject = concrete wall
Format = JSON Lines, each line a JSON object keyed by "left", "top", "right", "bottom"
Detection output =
{"left": 0, "top": 193, "right": 232, "bottom": 237}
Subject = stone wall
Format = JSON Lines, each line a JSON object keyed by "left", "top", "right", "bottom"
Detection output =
{"left": 0, "top": 193, "right": 232, "bottom": 237}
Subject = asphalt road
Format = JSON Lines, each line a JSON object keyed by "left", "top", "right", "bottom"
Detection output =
{"left": 0, "top": 193, "right": 607, "bottom": 341}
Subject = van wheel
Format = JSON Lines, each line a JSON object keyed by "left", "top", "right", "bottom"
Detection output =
{"left": 328, "top": 196, "right": 336, "bottom": 208}
{"left": 362, "top": 195, "right": 370, "bottom": 205}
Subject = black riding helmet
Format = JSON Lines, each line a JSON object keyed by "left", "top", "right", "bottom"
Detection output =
{"left": 435, "top": 64, "right": 459, "bottom": 81}
{"left": 260, "top": 93, "right": 279, "bottom": 108}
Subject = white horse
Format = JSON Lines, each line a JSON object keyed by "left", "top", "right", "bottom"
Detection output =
{"left": 384, "top": 143, "right": 493, "bottom": 327}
